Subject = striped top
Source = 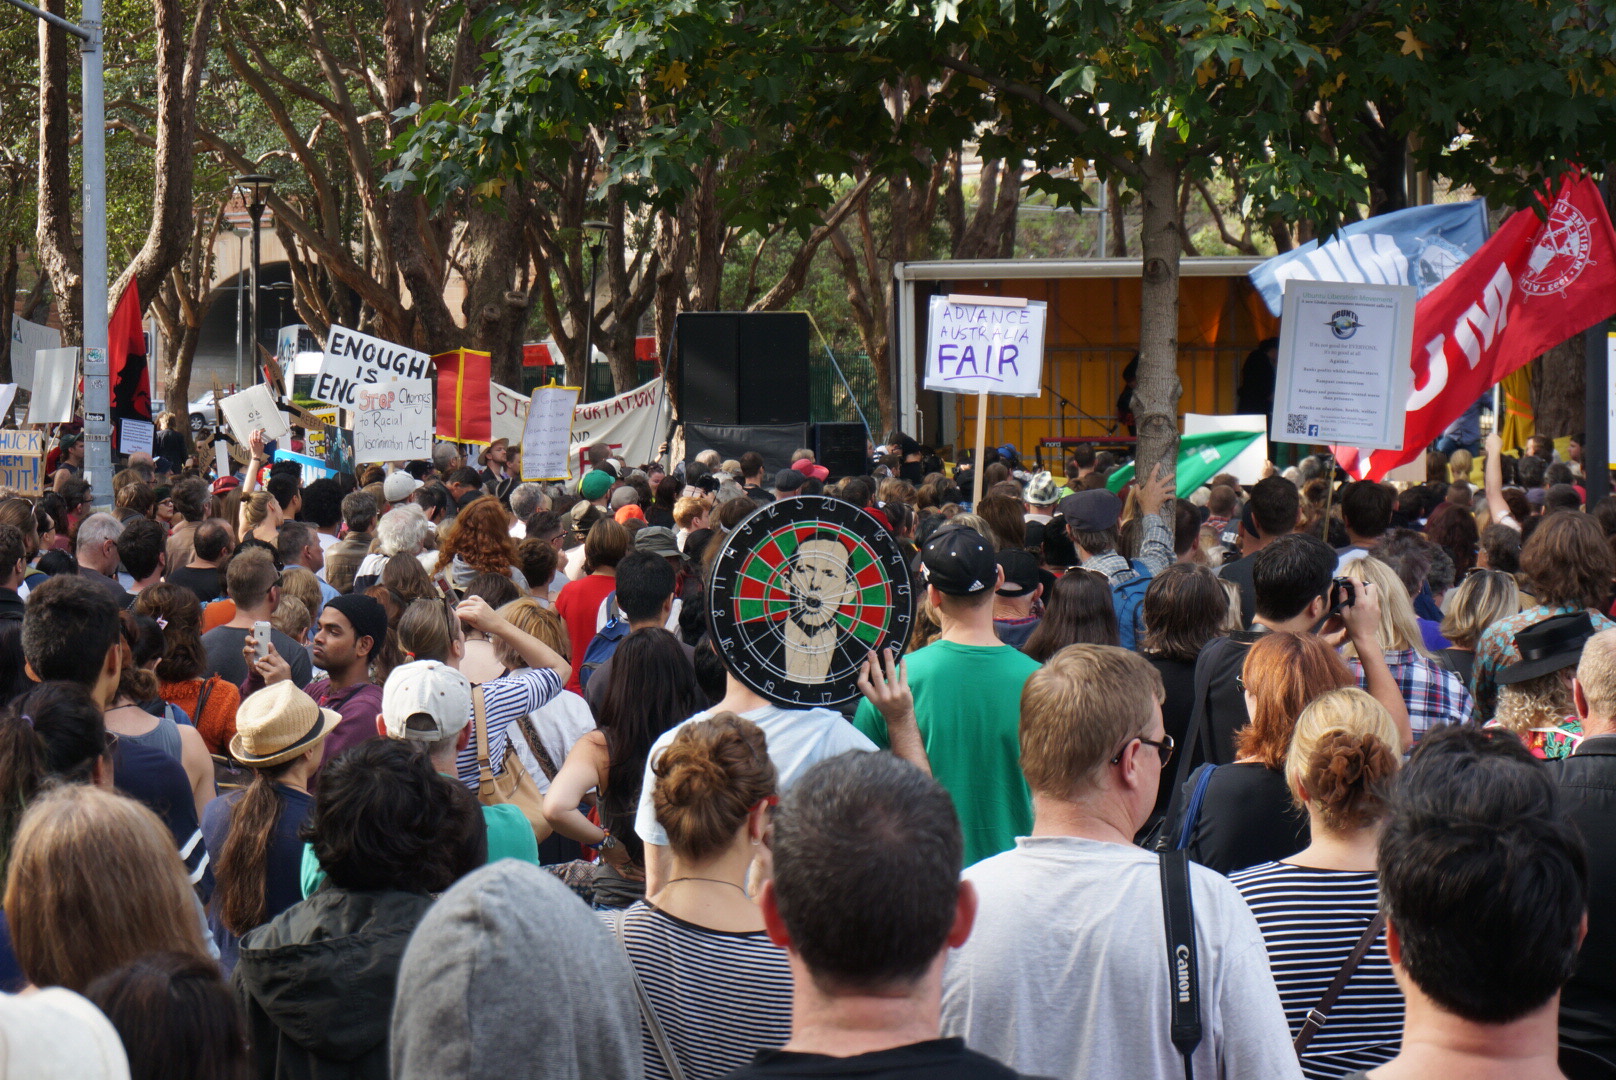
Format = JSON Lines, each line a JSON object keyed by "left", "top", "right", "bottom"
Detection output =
{"left": 1229, "top": 862, "right": 1402, "bottom": 1080}
{"left": 602, "top": 901, "right": 793, "bottom": 1080}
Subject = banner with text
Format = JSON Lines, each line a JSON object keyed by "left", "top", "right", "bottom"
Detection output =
{"left": 313, "top": 325, "right": 434, "bottom": 409}
{"left": 0, "top": 429, "right": 44, "bottom": 496}
{"left": 492, "top": 382, "right": 530, "bottom": 446}
{"left": 522, "top": 385, "right": 581, "bottom": 480}
{"left": 923, "top": 296, "right": 1047, "bottom": 397}
{"left": 571, "top": 379, "right": 664, "bottom": 472}
{"left": 354, "top": 379, "right": 433, "bottom": 464}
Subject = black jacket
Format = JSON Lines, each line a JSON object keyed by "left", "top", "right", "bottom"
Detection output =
{"left": 234, "top": 888, "right": 436, "bottom": 1080}
{"left": 1552, "top": 735, "right": 1616, "bottom": 1064}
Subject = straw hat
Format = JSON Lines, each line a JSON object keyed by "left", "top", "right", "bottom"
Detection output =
{"left": 228, "top": 681, "right": 341, "bottom": 768}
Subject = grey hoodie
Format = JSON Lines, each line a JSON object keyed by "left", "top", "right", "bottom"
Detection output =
{"left": 390, "top": 861, "right": 644, "bottom": 1080}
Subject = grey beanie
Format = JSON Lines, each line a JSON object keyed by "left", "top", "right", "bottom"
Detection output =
{"left": 391, "top": 861, "right": 645, "bottom": 1080}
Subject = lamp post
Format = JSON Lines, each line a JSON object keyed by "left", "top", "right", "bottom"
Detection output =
{"left": 234, "top": 174, "right": 275, "bottom": 389}
{"left": 580, "top": 219, "right": 608, "bottom": 404}
{"left": 2, "top": 0, "right": 111, "bottom": 507}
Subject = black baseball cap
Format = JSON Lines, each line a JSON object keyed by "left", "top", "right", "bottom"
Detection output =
{"left": 1058, "top": 489, "right": 1123, "bottom": 532}
{"left": 775, "top": 468, "right": 805, "bottom": 492}
{"left": 919, "top": 526, "right": 997, "bottom": 597}
{"left": 996, "top": 549, "right": 1041, "bottom": 597}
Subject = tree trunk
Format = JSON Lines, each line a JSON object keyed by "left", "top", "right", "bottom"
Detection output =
{"left": 1531, "top": 336, "right": 1585, "bottom": 439}
{"left": 461, "top": 184, "right": 531, "bottom": 387}
{"left": 1133, "top": 147, "right": 1183, "bottom": 496}
{"left": 36, "top": 0, "right": 82, "bottom": 345}
{"left": 0, "top": 238, "right": 17, "bottom": 383}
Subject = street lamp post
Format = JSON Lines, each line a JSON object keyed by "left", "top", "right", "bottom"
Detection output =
{"left": 234, "top": 174, "right": 275, "bottom": 390}
{"left": 580, "top": 219, "right": 608, "bottom": 404}
{"left": 2, "top": 0, "right": 111, "bottom": 507}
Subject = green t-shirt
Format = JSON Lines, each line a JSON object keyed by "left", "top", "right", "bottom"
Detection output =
{"left": 854, "top": 639, "right": 1039, "bottom": 867}
{"left": 299, "top": 801, "right": 539, "bottom": 898}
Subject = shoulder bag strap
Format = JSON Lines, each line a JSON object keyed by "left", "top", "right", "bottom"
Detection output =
{"left": 1173, "top": 645, "right": 1219, "bottom": 796}
{"left": 1174, "top": 764, "right": 1218, "bottom": 852}
{"left": 610, "top": 910, "right": 689, "bottom": 1080}
{"left": 1159, "top": 848, "right": 1202, "bottom": 1080}
{"left": 194, "top": 676, "right": 214, "bottom": 723}
{"left": 515, "top": 712, "right": 560, "bottom": 782}
{"left": 1292, "top": 912, "right": 1387, "bottom": 1055}
{"left": 471, "top": 684, "right": 497, "bottom": 791}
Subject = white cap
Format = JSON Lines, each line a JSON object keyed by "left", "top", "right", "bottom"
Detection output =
{"left": 381, "top": 660, "right": 472, "bottom": 741}
{"left": 383, "top": 471, "right": 423, "bottom": 504}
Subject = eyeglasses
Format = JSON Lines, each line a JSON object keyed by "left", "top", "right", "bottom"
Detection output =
{"left": 1235, "top": 674, "right": 1246, "bottom": 693}
{"left": 1111, "top": 732, "right": 1175, "bottom": 767}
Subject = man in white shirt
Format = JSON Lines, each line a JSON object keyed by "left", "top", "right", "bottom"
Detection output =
{"left": 940, "top": 643, "right": 1302, "bottom": 1080}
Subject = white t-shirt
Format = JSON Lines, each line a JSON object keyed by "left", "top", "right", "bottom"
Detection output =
{"left": 941, "top": 836, "right": 1302, "bottom": 1080}
{"left": 634, "top": 704, "right": 877, "bottom": 847}
{"left": 506, "top": 689, "right": 596, "bottom": 795}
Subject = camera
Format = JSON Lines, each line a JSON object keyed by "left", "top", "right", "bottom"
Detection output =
{"left": 1328, "top": 576, "right": 1356, "bottom": 616}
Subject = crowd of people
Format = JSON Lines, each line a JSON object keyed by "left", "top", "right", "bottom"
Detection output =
{"left": 0, "top": 421, "right": 1613, "bottom": 1080}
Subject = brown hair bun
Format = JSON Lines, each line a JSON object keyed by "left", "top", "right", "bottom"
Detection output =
{"left": 651, "top": 712, "right": 776, "bottom": 861}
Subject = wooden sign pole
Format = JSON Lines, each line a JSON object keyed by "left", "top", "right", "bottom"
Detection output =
{"left": 972, "top": 389, "right": 989, "bottom": 507}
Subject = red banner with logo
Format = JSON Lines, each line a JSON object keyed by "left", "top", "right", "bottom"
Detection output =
{"left": 1340, "top": 176, "right": 1616, "bottom": 481}
{"left": 432, "top": 348, "right": 493, "bottom": 444}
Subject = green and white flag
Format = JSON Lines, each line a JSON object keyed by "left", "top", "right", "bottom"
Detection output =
{"left": 1106, "top": 429, "right": 1265, "bottom": 498}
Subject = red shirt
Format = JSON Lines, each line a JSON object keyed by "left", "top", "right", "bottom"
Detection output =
{"left": 555, "top": 573, "right": 618, "bottom": 693}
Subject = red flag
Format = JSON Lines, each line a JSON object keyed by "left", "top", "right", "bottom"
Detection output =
{"left": 108, "top": 279, "right": 151, "bottom": 437}
{"left": 433, "top": 348, "right": 493, "bottom": 443}
{"left": 1340, "top": 176, "right": 1616, "bottom": 480}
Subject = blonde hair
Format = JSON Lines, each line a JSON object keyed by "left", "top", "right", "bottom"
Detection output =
{"left": 1285, "top": 688, "right": 1401, "bottom": 831}
{"left": 240, "top": 491, "right": 276, "bottom": 532}
{"left": 1218, "top": 578, "right": 1244, "bottom": 632}
{"left": 947, "top": 512, "right": 998, "bottom": 551}
{"left": 1020, "top": 644, "right": 1164, "bottom": 798}
{"left": 6, "top": 786, "right": 210, "bottom": 992}
{"left": 1448, "top": 449, "right": 1474, "bottom": 482}
{"left": 1344, "top": 556, "right": 1428, "bottom": 655}
{"left": 271, "top": 595, "right": 312, "bottom": 643}
{"left": 1495, "top": 670, "right": 1575, "bottom": 737}
{"left": 673, "top": 497, "right": 707, "bottom": 531}
{"left": 1440, "top": 569, "right": 1521, "bottom": 650}
{"left": 495, "top": 597, "right": 571, "bottom": 666}
{"left": 1577, "top": 628, "right": 1616, "bottom": 719}
{"left": 279, "top": 566, "right": 324, "bottom": 626}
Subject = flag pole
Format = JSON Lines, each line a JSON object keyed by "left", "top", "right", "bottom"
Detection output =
{"left": 971, "top": 389, "right": 988, "bottom": 507}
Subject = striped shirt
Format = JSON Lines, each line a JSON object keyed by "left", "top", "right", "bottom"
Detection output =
{"left": 602, "top": 901, "right": 792, "bottom": 1080}
{"left": 1229, "top": 862, "right": 1402, "bottom": 1080}
{"left": 453, "top": 667, "right": 563, "bottom": 788}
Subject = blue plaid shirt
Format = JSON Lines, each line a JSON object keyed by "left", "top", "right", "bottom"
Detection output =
{"left": 1350, "top": 648, "right": 1475, "bottom": 739}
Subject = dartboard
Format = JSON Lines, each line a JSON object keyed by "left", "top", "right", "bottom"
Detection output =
{"left": 707, "top": 495, "right": 914, "bottom": 707}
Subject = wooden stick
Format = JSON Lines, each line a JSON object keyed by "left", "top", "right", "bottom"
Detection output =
{"left": 972, "top": 388, "right": 989, "bottom": 507}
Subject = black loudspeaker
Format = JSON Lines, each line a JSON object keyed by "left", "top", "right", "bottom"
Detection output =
{"left": 813, "top": 422, "right": 868, "bottom": 481}
{"left": 677, "top": 312, "right": 811, "bottom": 425}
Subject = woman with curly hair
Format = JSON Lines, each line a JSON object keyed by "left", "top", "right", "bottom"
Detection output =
{"left": 433, "top": 495, "right": 527, "bottom": 593}
{"left": 133, "top": 584, "right": 243, "bottom": 755}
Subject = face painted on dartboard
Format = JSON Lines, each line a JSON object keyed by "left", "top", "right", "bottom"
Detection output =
{"left": 784, "top": 537, "right": 856, "bottom": 634}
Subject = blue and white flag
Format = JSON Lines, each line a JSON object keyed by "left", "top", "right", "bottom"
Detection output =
{"left": 1248, "top": 200, "right": 1490, "bottom": 315}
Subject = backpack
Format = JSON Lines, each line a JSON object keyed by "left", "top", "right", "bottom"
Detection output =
{"left": 1112, "top": 559, "right": 1154, "bottom": 650}
{"left": 579, "top": 593, "right": 629, "bottom": 690}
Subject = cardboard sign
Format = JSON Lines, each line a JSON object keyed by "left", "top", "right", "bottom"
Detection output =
{"left": 923, "top": 295, "right": 1047, "bottom": 397}
{"left": 27, "top": 347, "right": 79, "bottom": 424}
{"left": 120, "top": 417, "right": 154, "bottom": 458}
{"left": 0, "top": 429, "right": 44, "bottom": 496}
{"left": 353, "top": 379, "right": 433, "bottom": 464}
{"left": 219, "top": 384, "right": 292, "bottom": 442}
{"left": 313, "top": 325, "right": 433, "bottom": 409}
{"left": 522, "top": 385, "right": 581, "bottom": 480}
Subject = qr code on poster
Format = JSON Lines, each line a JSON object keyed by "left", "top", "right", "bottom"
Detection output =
{"left": 1286, "top": 413, "right": 1309, "bottom": 435}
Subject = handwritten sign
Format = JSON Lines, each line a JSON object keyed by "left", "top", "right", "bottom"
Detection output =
{"left": 354, "top": 379, "right": 433, "bottom": 464}
{"left": 313, "top": 325, "right": 433, "bottom": 409}
{"left": 522, "top": 385, "right": 581, "bottom": 480}
{"left": 492, "top": 382, "right": 530, "bottom": 446}
{"left": 922, "top": 295, "right": 1046, "bottom": 397}
{"left": 219, "top": 384, "right": 291, "bottom": 442}
{"left": 0, "top": 430, "right": 44, "bottom": 496}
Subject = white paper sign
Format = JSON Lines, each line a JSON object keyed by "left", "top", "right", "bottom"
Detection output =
{"left": 215, "top": 438, "right": 231, "bottom": 479}
{"left": 522, "top": 385, "right": 581, "bottom": 480}
{"left": 1271, "top": 280, "right": 1417, "bottom": 450}
{"left": 0, "top": 385, "right": 18, "bottom": 427}
{"left": 353, "top": 379, "right": 433, "bottom": 464}
{"left": 923, "top": 295, "right": 1047, "bottom": 397}
{"left": 219, "top": 384, "right": 291, "bottom": 442}
{"left": 26, "top": 347, "right": 79, "bottom": 424}
{"left": 312, "top": 325, "right": 434, "bottom": 409}
{"left": 10, "top": 316, "right": 59, "bottom": 390}
{"left": 568, "top": 378, "right": 665, "bottom": 473}
{"left": 492, "top": 382, "right": 530, "bottom": 446}
{"left": 119, "top": 417, "right": 154, "bottom": 458}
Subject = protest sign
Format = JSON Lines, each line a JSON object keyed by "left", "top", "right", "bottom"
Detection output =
{"left": 0, "top": 430, "right": 44, "bottom": 496}
{"left": 313, "top": 325, "right": 433, "bottom": 409}
{"left": 1271, "top": 280, "right": 1416, "bottom": 450}
{"left": 120, "top": 417, "right": 154, "bottom": 458}
{"left": 273, "top": 448, "right": 337, "bottom": 485}
{"left": 492, "top": 382, "right": 530, "bottom": 445}
{"left": 569, "top": 378, "right": 665, "bottom": 473}
{"left": 215, "top": 438, "right": 231, "bottom": 479}
{"left": 0, "top": 385, "right": 18, "bottom": 427}
{"left": 923, "top": 295, "right": 1047, "bottom": 397}
{"left": 219, "top": 384, "right": 292, "bottom": 442}
{"left": 27, "top": 348, "right": 78, "bottom": 425}
{"left": 522, "top": 385, "right": 581, "bottom": 480}
{"left": 354, "top": 379, "right": 433, "bottom": 464}
{"left": 10, "top": 316, "right": 59, "bottom": 391}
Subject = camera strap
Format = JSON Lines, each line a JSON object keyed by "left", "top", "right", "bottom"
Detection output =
{"left": 1159, "top": 848, "right": 1202, "bottom": 1080}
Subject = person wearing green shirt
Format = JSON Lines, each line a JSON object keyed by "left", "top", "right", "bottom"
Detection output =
{"left": 300, "top": 658, "right": 538, "bottom": 897}
{"left": 855, "top": 525, "right": 1039, "bottom": 866}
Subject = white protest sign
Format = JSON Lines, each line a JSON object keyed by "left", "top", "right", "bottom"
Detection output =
{"left": 312, "top": 324, "right": 433, "bottom": 409}
{"left": 26, "top": 347, "right": 78, "bottom": 424}
{"left": 569, "top": 378, "right": 665, "bottom": 473}
{"left": 1271, "top": 280, "right": 1416, "bottom": 449}
{"left": 0, "top": 385, "right": 18, "bottom": 427}
{"left": 353, "top": 379, "right": 433, "bottom": 464}
{"left": 491, "top": 382, "right": 530, "bottom": 446}
{"left": 923, "top": 294, "right": 1047, "bottom": 397}
{"left": 119, "top": 417, "right": 154, "bottom": 458}
{"left": 522, "top": 385, "right": 581, "bottom": 480}
{"left": 10, "top": 316, "right": 59, "bottom": 391}
{"left": 219, "top": 384, "right": 292, "bottom": 442}
{"left": 215, "top": 438, "right": 231, "bottom": 479}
